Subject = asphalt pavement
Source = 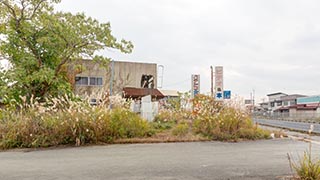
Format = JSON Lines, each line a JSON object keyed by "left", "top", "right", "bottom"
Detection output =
{"left": 1, "top": 139, "right": 319, "bottom": 180}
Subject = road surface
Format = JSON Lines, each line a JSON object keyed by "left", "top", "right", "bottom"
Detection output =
{"left": 254, "top": 119, "right": 320, "bottom": 133}
{"left": 1, "top": 139, "right": 319, "bottom": 180}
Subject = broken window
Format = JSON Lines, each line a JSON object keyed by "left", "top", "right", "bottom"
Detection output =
{"left": 141, "top": 74, "right": 154, "bottom": 88}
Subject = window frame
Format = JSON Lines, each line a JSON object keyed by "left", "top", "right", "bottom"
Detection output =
{"left": 75, "top": 76, "right": 103, "bottom": 86}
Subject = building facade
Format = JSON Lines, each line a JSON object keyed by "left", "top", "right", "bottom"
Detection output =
{"left": 266, "top": 92, "right": 288, "bottom": 113}
{"left": 71, "top": 60, "right": 158, "bottom": 102}
{"left": 257, "top": 92, "right": 320, "bottom": 120}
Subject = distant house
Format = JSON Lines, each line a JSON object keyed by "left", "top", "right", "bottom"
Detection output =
{"left": 267, "top": 92, "right": 288, "bottom": 113}
{"left": 160, "top": 90, "right": 179, "bottom": 99}
{"left": 259, "top": 92, "right": 320, "bottom": 120}
{"left": 293, "top": 95, "right": 320, "bottom": 119}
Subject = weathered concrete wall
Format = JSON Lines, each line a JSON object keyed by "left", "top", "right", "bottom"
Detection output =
{"left": 72, "top": 60, "right": 108, "bottom": 99}
{"left": 72, "top": 60, "right": 157, "bottom": 99}
{"left": 112, "top": 61, "right": 157, "bottom": 90}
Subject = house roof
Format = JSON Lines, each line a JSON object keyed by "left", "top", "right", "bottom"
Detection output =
{"left": 122, "top": 87, "right": 164, "bottom": 99}
{"left": 280, "top": 94, "right": 307, "bottom": 101}
{"left": 288, "top": 104, "right": 319, "bottom": 110}
{"left": 267, "top": 92, "right": 287, "bottom": 97}
{"left": 159, "top": 90, "right": 179, "bottom": 97}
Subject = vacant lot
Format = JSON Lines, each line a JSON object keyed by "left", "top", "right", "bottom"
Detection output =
{"left": 0, "top": 139, "right": 319, "bottom": 180}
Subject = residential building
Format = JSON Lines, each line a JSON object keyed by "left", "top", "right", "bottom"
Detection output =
{"left": 292, "top": 95, "right": 320, "bottom": 118}
{"left": 267, "top": 92, "right": 287, "bottom": 113}
{"left": 258, "top": 92, "right": 320, "bottom": 120}
{"left": 281, "top": 94, "right": 306, "bottom": 107}
{"left": 274, "top": 94, "right": 307, "bottom": 117}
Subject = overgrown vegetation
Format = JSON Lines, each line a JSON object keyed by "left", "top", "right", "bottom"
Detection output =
{"left": 289, "top": 150, "right": 320, "bottom": 180}
{"left": 288, "top": 128, "right": 320, "bottom": 180}
{"left": 154, "top": 95, "right": 270, "bottom": 141}
{"left": 0, "top": 97, "right": 152, "bottom": 149}
{"left": 0, "top": 1, "right": 271, "bottom": 150}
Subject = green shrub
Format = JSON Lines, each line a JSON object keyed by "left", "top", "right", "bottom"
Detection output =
{"left": 153, "top": 109, "right": 191, "bottom": 132}
{"left": 151, "top": 121, "right": 175, "bottom": 131}
{"left": 154, "top": 110, "right": 186, "bottom": 124}
{"left": 172, "top": 122, "right": 189, "bottom": 137}
{"left": 109, "top": 108, "right": 152, "bottom": 138}
{"left": 237, "top": 128, "right": 270, "bottom": 140}
{"left": 289, "top": 149, "right": 320, "bottom": 180}
{"left": 191, "top": 95, "right": 270, "bottom": 141}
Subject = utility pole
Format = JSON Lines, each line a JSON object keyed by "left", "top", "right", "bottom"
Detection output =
{"left": 158, "top": 65, "right": 164, "bottom": 89}
{"left": 109, "top": 60, "right": 114, "bottom": 96}
{"left": 252, "top": 89, "right": 255, "bottom": 106}
{"left": 210, "top": 66, "right": 214, "bottom": 97}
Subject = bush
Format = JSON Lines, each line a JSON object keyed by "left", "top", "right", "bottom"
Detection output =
{"left": 172, "top": 122, "right": 189, "bottom": 137}
{"left": 191, "top": 95, "right": 270, "bottom": 141}
{"left": 0, "top": 100, "right": 152, "bottom": 149}
{"left": 153, "top": 109, "right": 191, "bottom": 132}
{"left": 288, "top": 121, "right": 320, "bottom": 180}
{"left": 154, "top": 109, "right": 188, "bottom": 124}
{"left": 150, "top": 121, "right": 175, "bottom": 131}
{"left": 289, "top": 147, "right": 320, "bottom": 180}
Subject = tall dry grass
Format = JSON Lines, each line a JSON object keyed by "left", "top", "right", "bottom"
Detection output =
{"left": 0, "top": 96, "right": 152, "bottom": 149}
{"left": 191, "top": 95, "right": 270, "bottom": 140}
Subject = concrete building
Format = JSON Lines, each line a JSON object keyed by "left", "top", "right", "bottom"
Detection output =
{"left": 71, "top": 60, "right": 158, "bottom": 102}
{"left": 258, "top": 92, "right": 320, "bottom": 120}
{"left": 297, "top": 95, "right": 320, "bottom": 106}
{"left": 281, "top": 94, "right": 306, "bottom": 107}
{"left": 293, "top": 95, "right": 320, "bottom": 118}
{"left": 267, "top": 92, "right": 288, "bottom": 113}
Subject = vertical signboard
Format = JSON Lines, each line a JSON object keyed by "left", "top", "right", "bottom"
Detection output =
{"left": 191, "top": 74, "right": 200, "bottom": 98}
{"left": 223, "top": 90, "right": 231, "bottom": 99}
{"left": 215, "top": 66, "right": 223, "bottom": 101}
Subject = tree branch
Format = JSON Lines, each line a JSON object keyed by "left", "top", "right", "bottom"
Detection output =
{"left": 26, "top": 0, "right": 46, "bottom": 20}
{"left": 54, "top": 41, "right": 90, "bottom": 76}
{"left": 19, "top": 0, "right": 26, "bottom": 20}
{"left": 2, "top": 1, "right": 18, "bottom": 20}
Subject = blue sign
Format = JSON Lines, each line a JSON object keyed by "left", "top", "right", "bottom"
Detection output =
{"left": 215, "top": 92, "right": 223, "bottom": 101}
{"left": 194, "top": 90, "right": 199, "bottom": 96}
{"left": 223, "top": 90, "right": 231, "bottom": 99}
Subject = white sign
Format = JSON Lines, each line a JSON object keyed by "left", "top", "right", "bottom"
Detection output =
{"left": 215, "top": 66, "right": 223, "bottom": 101}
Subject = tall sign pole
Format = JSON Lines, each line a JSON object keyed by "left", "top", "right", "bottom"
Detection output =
{"left": 210, "top": 66, "right": 214, "bottom": 97}
{"left": 191, "top": 74, "right": 200, "bottom": 98}
{"left": 215, "top": 66, "right": 223, "bottom": 101}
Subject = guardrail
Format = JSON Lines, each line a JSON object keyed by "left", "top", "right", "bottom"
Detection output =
{"left": 252, "top": 114, "right": 320, "bottom": 124}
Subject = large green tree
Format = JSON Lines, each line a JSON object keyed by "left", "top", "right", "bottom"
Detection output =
{"left": 0, "top": 0, "right": 133, "bottom": 103}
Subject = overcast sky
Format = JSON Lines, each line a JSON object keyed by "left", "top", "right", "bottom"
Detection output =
{"left": 25, "top": 1, "right": 320, "bottom": 101}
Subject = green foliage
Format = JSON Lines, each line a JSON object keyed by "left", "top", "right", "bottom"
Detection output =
{"left": 289, "top": 148, "right": 320, "bottom": 180}
{"left": 151, "top": 121, "right": 175, "bottom": 131}
{"left": 154, "top": 95, "right": 270, "bottom": 141}
{"left": 172, "top": 122, "right": 189, "bottom": 137}
{"left": 0, "top": 0, "right": 133, "bottom": 103}
{"left": 191, "top": 95, "right": 270, "bottom": 141}
{"left": 167, "top": 97, "right": 181, "bottom": 110}
{"left": 0, "top": 100, "right": 151, "bottom": 149}
{"left": 108, "top": 108, "right": 152, "bottom": 139}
